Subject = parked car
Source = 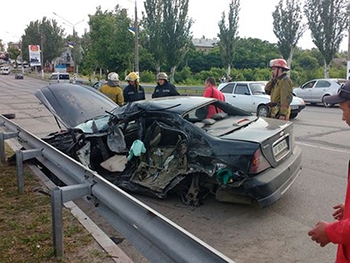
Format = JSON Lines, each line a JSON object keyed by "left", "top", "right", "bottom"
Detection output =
{"left": 0, "top": 66, "right": 10, "bottom": 75}
{"left": 293, "top": 78, "right": 347, "bottom": 107}
{"left": 49, "top": 72, "right": 70, "bottom": 84}
{"left": 14, "top": 73, "right": 24, "bottom": 79}
{"left": 91, "top": 80, "right": 106, "bottom": 90}
{"left": 35, "top": 84, "right": 302, "bottom": 207}
{"left": 218, "top": 81, "right": 306, "bottom": 119}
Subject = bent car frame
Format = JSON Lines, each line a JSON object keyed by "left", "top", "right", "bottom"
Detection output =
{"left": 35, "top": 84, "right": 302, "bottom": 207}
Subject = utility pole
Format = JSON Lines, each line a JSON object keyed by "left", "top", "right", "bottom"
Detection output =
{"left": 134, "top": 0, "right": 140, "bottom": 74}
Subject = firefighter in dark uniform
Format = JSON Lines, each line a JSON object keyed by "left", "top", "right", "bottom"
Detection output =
{"left": 123, "top": 72, "right": 145, "bottom": 103}
{"left": 264, "top": 58, "right": 293, "bottom": 121}
{"left": 151, "top": 72, "right": 180, "bottom": 98}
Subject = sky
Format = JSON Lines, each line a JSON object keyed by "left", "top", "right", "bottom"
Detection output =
{"left": 1, "top": 0, "right": 349, "bottom": 51}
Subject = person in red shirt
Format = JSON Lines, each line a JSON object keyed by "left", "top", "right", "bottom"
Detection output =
{"left": 308, "top": 80, "right": 350, "bottom": 263}
{"left": 202, "top": 77, "right": 225, "bottom": 118}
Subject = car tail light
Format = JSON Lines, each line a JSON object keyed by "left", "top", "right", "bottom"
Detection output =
{"left": 249, "top": 148, "right": 270, "bottom": 174}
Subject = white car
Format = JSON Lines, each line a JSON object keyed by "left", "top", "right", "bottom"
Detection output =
{"left": 218, "top": 81, "right": 306, "bottom": 119}
{"left": 292, "top": 78, "right": 346, "bottom": 107}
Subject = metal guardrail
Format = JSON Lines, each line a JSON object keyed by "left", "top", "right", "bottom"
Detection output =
{"left": 0, "top": 114, "right": 235, "bottom": 263}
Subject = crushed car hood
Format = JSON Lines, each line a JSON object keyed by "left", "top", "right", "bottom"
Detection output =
{"left": 35, "top": 84, "right": 117, "bottom": 128}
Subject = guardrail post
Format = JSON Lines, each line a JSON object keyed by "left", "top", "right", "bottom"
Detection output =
{"left": 51, "top": 183, "right": 91, "bottom": 258}
{"left": 51, "top": 186, "right": 64, "bottom": 257}
{"left": 15, "top": 149, "right": 42, "bottom": 194}
{"left": 0, "top": 131, "right": 18, "bottom": 164}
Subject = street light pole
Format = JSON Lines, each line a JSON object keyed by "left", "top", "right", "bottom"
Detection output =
{"left": 52, "top": 12, "right": 84, "bottom": 77}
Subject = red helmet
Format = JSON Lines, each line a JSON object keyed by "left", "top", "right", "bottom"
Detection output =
{"left": 269, "top": 59, "right": 289, "bottom": 70}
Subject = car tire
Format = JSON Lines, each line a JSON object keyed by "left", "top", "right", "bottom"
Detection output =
{"left": 290, "top": 112, "right": 298, "bottom": 119}
{"left": 322, "top": 95, "right": 333, "bottom": 108}
{"left": 2, "top": 113, "right": 16, "bottom": 119}
{"left": 257, "top": 105, "right": 269, "bottom": 117}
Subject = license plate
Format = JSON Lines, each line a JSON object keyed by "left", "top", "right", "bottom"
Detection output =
{"left": 273, "top": 139, "right": 288, "bottom": 156}
{"left": 290, "top": 105, "right": 298, "bottom": 110}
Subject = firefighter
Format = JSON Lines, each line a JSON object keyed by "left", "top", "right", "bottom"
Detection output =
{"left": 264, "top": 58, "right": 293, "bottom": 121}
{"left": 152, "top": 72, "right": 180, "bottom": 98}
{"left": 123, "top": 72, "right": 145, "bottom": 103}
{"left": 98, "top": 72, "right": 124, "bottom": 106}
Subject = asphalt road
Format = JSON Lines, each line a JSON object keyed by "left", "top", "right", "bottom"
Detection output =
{"left": 1, "top": 74, "right": 349, "bottom": 263}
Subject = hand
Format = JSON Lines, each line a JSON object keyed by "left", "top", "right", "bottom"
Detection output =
{"left": 333, "top": 203, "right": 344, "bottom": 220}
{"left": 308, "top": 221, "right": 330, "bottom": 247}
{"left": 279, "top": 115, "right": 287, "bottom": 121}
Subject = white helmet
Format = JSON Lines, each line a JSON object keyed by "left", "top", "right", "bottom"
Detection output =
{"left": 157, "top": 72, "right": 168, "bottom": 80}
{"left": 109, "top": 72, "right": 119, "bottom": 82}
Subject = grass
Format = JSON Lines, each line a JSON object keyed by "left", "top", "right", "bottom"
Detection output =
{"left": 0, "top": 143, "right": 111, "bottom": 263}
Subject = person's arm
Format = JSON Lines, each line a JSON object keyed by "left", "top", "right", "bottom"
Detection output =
{"left": 264, "top": 79, "right": 275, "bottom": 95}
{"left": 123, "top": 87, "right": 128, "bottom": 103}
{"left": 116, "top": 88, "right": 124, "bottom": 106}
{"left": 203, "top": 87, "right": 211, "bottom": 98}
{"left": 152, "top": 87, "right": 157, "bottom": 98}
{"left": 140, "top": 86, "right": 146, "bottom": 100}
{"left": 325, "top": 218, "right": 350, "bottom": 245}
{"left": 170, "top": 84, "right": 180, "bottom": 96}
{"left": 279, "top": 78, "right": 293, "bottom": 118}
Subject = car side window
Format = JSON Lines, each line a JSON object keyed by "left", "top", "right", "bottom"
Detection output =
{"left": 315, "top": 80, "right": 330, "bottom": 88}
{"left": 50, "top": 74, "right": 58, "bottom": 80}
{"left": 234, "top": 84, "right": 250, "bottom": 95}
{"left": 220, "top": 83, "right": 235, "bottom": 94}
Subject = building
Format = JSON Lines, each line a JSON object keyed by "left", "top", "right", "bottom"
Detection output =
{"left": 192, "top": 37, "right": 218, "bottom": 54}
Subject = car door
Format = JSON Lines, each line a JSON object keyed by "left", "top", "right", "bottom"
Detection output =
{"left": 232, "top": 83, "right": 254, "bottom": 112}
{"left": 296, "top": 81, "right": 315, "bottom": 102}
{"left": 219, "top": 82, "right": 236, "bottom": 105}
{"left": 311, "top": 80, "right": 331, "bottom": 102}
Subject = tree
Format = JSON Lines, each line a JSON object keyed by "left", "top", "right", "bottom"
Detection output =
{"left": 7, "top": 45, "right": 20, "bottom": 65}
{"left": 21, "top": 17, "right": 65, "bottom": 69}
{"left": 141, "top": 0, "right": 164, "bottom": 72}
{"left": 88, "top": 6, "right": 134, "bottom": 76}
{"left": 218, "top": 0, "right": 240, "bottom": 77}
{"left": 304, "top": 0, "right": 349, "bottom": 78}
{"left": 142, "top": 0, "right": 192, "bottom": 83}
{"left": 272, "top": 0, "right": 305, "bottom": 69}
{"left": 162, "top": 0, "right": 192, "bottom": 83}
{"left": 0, "top": 40, "right": 4, "bottom": 52}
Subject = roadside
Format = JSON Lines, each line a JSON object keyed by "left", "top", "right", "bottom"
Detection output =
{"left": 0, "top": 141, "right": 132, "bottom": 263}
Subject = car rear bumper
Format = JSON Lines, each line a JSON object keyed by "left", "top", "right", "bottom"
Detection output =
{"left": 291, "top": 104, "right": 305, "bottom": 113}
{"left": 244, "top": 145, "right": 302, "bottom": 207}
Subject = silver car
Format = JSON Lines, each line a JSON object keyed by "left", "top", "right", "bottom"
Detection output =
{"left": 293, "top": 78, "right": 347, "bottom": 107}
{"left": 218, "top": 81, "right": 306, "bottom": 119}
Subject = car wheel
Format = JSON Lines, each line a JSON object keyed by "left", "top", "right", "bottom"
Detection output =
{"left": 322, "top": 95, "right": 333, "bottom": 108}
{"left": 290, "top": 112, "right": 297, "bottom": 119}
{"left": 257, "top": 105, "right": 269, "bottom": 117}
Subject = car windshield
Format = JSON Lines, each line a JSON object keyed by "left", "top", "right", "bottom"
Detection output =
{"left": 59, "top": 74, "right": 70, "bottom": 80}
{"left": 250, "top": 83, "right": 266, "bottom": 95}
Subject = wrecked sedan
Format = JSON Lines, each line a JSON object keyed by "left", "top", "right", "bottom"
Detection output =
{"left": 35, "top": 84, "right": 302, "bottom": 207}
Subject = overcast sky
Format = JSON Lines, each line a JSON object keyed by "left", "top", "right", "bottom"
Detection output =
{"left": 2, "top": 0, "right": 348, "bottom": 51}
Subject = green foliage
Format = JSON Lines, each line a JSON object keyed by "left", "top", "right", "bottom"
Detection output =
{"left": 88, "top": 6, "right": 134, "bottom": 74}
{"left": 234, "top": 38, "right": 280, "bottom": 69}
{"left": 7, "top": 46, "right": 20, "bottom": 61}
{"left": 22, "top": 17, "right": 65, "bottom": 65}
{"left": 304, "top": 0, "right": 349, "bottom": 77}
{"left": 272, "top": 0, "right": 305, "bottom": 61}
{"left": 140, "top": 70, "right": 156, "bottom": 83}
{"left": 218, "top": 0, "right": 240, "bottom": 72}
